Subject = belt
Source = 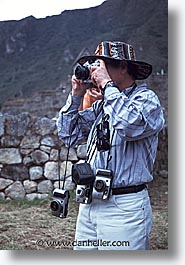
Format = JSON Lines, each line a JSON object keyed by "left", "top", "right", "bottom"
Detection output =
{"left": 112, "top": 184, "right": 147, "bottom": 195}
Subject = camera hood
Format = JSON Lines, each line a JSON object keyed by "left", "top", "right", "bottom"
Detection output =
{"left": 72, "top": 163, "right": 95, "bottom": 185}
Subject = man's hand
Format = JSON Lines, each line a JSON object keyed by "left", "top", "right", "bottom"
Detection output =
{"left": 90, "top": 59, "right": 112, "bottom": 90}
{"left": 71, "top": 75, "right": 89, "bottom": 97}
{"left": 88, "top": 87, "right": 103, "bottom": 100}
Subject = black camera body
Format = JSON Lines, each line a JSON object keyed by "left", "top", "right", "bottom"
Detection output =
{"left": 50, "top": 188, "right": 70, "bottom": 218}
{"left": 74, "top": 61, "right": 100, "bottom": 82}
{"left": 72, "top": 163, "right": 95, "bottom": 204}
{"left": 93, "top": 169, "right": 113, "bottom": 200}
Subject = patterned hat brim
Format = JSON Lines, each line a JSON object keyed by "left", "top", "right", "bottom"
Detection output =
{"left": 77, "top": 55, "right": 152, "bottom": 80}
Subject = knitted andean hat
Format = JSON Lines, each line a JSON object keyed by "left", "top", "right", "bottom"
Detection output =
{"left": 76, "top": 41, "right": 152, "bottom": 80}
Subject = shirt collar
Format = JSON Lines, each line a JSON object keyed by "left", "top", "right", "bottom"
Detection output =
{"left": 123, "top": 83, "right": 137, "bottom": 97}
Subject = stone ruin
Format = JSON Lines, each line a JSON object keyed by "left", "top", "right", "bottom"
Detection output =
{"left": 0, "top": 113, "right": 87, "bottom": 200}
{"left": 0, "top": 111, "right": 168, "bottom": 201}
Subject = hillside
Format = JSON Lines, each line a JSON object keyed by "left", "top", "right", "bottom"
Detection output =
{"left": 0, "top": 0, "right": 168, "bottom": 108}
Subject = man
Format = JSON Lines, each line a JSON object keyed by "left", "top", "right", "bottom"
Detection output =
{"left": 57, "top": 41, "right": 164, "bottom": 250}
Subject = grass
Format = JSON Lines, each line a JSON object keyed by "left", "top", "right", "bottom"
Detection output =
{"left": 0, "top": 193, "right": 78, "bottom": 250}
{"left": 0, "top": 179, "right": 168, "bottom": 250}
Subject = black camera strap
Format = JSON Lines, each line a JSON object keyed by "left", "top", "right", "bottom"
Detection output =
{"left": 61, "top": 140, "right": 71, "bottom": 190}
{"left": 58, "top": 113, "right": 78, "bottom": 190}
{"left": 86, "top": 102, "right": 116, "bottom": 169}
{"left": 125, "top": 82, "right": 137, "bottom": 97}
{"left": 105, "top": 128, "right": 115, "bottom": 169}
{"left": 57, "top": 137, "right": 61, "bottom": 189}
{"left": 86, "top": 100, "right": 104, "bottom": 163}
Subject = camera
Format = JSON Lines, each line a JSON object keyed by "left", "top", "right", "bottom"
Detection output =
{"left": 74, "top": 60, "right": 100, "bottom": 82}
{"left": 96, "top": 115, "right": 111, "bottom": 152}
{"left": 76, "top": 184, "right": 93, "bottom": 204}
{"left": 93, "top": 169, "right": 113, "bottom": 200}
{"left": 50, "top": 188, "right": 70, "bottom": 218}
{"left": 72, "top": 163, "right": 95, "bottom": 204}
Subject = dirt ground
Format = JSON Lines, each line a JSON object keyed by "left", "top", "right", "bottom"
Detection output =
{"left": 0, "top": 175, "right": 168, "bottom": 250}
{"left": 148, "top": 176, "right": 168, "bottom": 249}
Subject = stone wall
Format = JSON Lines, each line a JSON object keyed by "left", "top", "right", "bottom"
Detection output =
{"left": 1, "top": 87, "right": 69, "bottom": 119}
{"left": 0, "top": 112, "right": 86, "bottom": 200}
{"left": 0, "top": 112, "right": 168, "bottom": 200}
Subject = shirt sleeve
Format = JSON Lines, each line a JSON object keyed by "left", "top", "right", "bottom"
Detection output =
{"left": 103, "top": 84, "right": 165, "bottom": 140}
{"left": 57, "top": 93, "right": 98, "bottom": 147}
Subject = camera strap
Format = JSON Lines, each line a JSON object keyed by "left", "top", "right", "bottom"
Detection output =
{"left": 105, "top": 128, "right": 115, "bottom": 169}
{"left": 57, "top": 137, "right": 61, "bottom": 189}
{"left": 61, "top": 140, "right": 71, "bottom": 190}
{"left": 86, "top": 102, "right": 115, "bottom": 169}
{"left": 86, "top": 100, "right": 104, "bottom": 163}
{"left": 58, "top": 113, "right": 78, "bottom": 190}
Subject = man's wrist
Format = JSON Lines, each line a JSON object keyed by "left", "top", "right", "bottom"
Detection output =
{"left": 101, "top": 80, "right": 119, "bottom": 94}
{"left": 100, "top": 79, "right": 112, "bottom": 89}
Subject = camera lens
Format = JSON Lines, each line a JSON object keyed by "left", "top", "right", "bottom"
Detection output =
{"left": 77, "top": 188, "right": 85, "bottom": 197}
{"left": 74, "top": 64, "right": 90, "bottom": 81}
{"left": 50, "top": 200, "right": 62, "bottom": 212}
{"left": 95, "top": 180, "right": 106, "bottom": 192}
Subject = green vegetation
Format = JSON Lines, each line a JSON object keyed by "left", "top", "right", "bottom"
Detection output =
{"left": 0, "top": 0, "right": 167, "bottom": 108}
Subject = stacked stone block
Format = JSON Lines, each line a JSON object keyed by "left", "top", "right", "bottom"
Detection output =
{"left": 0, "top": 113, "right": 86, "bottom": 200}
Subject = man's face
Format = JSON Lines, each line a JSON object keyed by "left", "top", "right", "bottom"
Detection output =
{"left": 105, "top": 61, "right": 123, "bottom": 85}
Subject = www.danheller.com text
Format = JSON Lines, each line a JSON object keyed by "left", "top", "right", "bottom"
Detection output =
{"left": 36, "top": 239, "right": 130, "bottom": 248}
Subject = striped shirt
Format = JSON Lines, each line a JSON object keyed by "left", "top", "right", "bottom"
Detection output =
{"left": 57, "top": 83, "right": 165, "bottom": 188}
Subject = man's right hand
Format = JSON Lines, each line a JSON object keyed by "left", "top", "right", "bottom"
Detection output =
{"left": 71, "top": 75, "right": 88, "bottom": 97}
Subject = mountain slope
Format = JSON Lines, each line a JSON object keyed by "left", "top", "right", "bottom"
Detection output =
{"left": 0, "top": 0, "right": 168, "bottom": 107}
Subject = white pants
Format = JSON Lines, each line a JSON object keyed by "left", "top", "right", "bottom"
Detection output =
{"left": 74, "top": 188, "right": 152, "bottom": 250}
